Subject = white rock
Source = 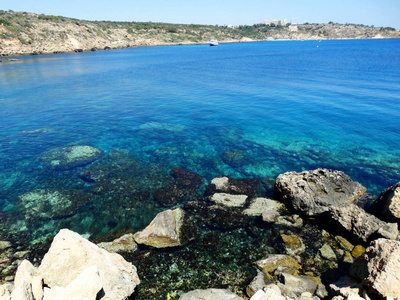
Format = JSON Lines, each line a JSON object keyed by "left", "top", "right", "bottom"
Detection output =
{"left": 210, "top": 193, "right": 248, "bottom": 207}
{"left": 179, "top": 288, "right": 243, "bottom": 300}
{"left": 0, "top": 282, "right": 13, "bottom": 300}
{"left": 43, "top": 266, "right": 102, "bottom": 300}
{"left": 244, "top": 198, "right": 285, "bottom": 216}
{"left": 38, "top": 229, "right": 140, "bottom": 300}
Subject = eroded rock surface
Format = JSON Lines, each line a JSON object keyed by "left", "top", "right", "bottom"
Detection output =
{"left": 179, "top": 288, "right": 243, "bottom": 300}
{"left": 368, "top": 181, "right": 400, "bottom": 224}
{"left": 275, "top": 169, "right": 366, "bottom": 216}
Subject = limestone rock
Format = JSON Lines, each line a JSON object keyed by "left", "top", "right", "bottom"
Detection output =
{"left": 262, "top": 208, "right": 280, "bottom": 223}
{"left": 42, "top": 266, "right": 102, "bottom": 300}
{"left": 368, "top": 182, "right": 400, "bottom": 224}
{"left": 329, "top": 204, "right": 398, "bottom": 242}
{"left": 206, "top": 175, "right": 260, "bottom": 197}
{"left": 210, "top": 193, "right": 248, "bottom": 207}
{"left": 350, "top": 238, "right": 400, "bottom": 298}
{"left": 179, "top": 288, "right": 243, "bottom": 300}
{"left": 278, "top": 272, "right": 318, "bottom": 297}
{"left": 319, "top": 243, "right": 337, "bottom": 261}
{"left": 38, "top": 229, "right": 140, "bottom": 300}
{"left": 275, "top": 169, "right": 366, "bottom": 216}
{"left": 97, "top": 233, "right": 138, "bottom": 254}
{"left": 247, "top": 269, "right": 267, "bottom": 297}
{"left": 41, "top": 145, "right": 104, "bottom": 170}
{"left": 250, "top": 287, "right": 286, "bottom": 300}
{"left": 16, "top": 189, "right": 92, "bottom": 221}
{"left": 255, "top": 254, "right": 301, "bottom": 276}
{"left": 244, "top": 197, "right": 285, "bottom": 217}
{"left": 134, "top": 208, "right": 196, "bottom": 248}
{"left": 281, "top": 234, "right": 305, "bottom": 256}
{"left": 0, "top": 282, "right": 13, "bottom": 300}
{"left": 10, "top": 260, "right": 42, "bottom": 300}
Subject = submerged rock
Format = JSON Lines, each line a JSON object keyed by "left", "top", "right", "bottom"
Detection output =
{"left": 41, "top": 145, "right": 104, "bottom": 170}
{"left": 368, "top": 181, "right": 400, "bottom": 224}
{"left": 350, "top": 238, "right": 400, "bottom": 298}
{"left": 97, "top": 233, "right": 138, "bottom": 254}
{"left": 206, "top": 175, "right": 260, "bottom": 197}
{"left": 209, "top": 193, "right": 248, "bottom": 207}
{"left": 134, "top": 208, "right": 196, "bottom": 248}
{"left": 170, "top": 167, "right": 205, "bottom": 190}
{"left": 179, "top": 288, "right": 243, "bottom": 300}
{"left": 329, "top": 204, "right": 398, "bottom": 242}
{"left": 274, "top": 169, "right": 366, "bottom": 217}
{"left": 16, "top": 189, "right": 92, "bottom": 220}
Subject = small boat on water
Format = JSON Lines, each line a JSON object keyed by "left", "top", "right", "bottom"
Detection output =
{"left": 209, "top": 39, "right": 219, "bottom": 46}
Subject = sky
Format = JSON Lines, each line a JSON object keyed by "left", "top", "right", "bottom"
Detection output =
{"left": 3, "top": 0, "right": 400, "bottom": 29}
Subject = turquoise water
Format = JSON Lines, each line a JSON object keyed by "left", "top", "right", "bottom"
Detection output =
{"left": 1, "top": 39, "right": 400, "bottom": 243}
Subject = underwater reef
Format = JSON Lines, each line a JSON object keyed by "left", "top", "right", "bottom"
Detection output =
{"left": 0, "top": 145, "right": 400, "bottom": 299}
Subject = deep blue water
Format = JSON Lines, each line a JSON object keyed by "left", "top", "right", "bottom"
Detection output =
{"left": 1, "top": 39, "right": 400, "bottom": 242}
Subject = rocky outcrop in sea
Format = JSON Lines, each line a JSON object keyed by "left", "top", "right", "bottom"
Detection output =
{"left": 1, "top": 167, "right": 399, "bottom": 300}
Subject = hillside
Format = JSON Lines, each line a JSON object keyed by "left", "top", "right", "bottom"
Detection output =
{"left": 1, "top": 10, "right": 399, "bottom": 56}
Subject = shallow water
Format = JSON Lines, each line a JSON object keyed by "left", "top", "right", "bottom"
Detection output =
{"left": 1, "top": 39, "right": 400, "bottom": 242}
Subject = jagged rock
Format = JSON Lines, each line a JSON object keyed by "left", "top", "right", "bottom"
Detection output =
{"left": 206, "top": 175, "right": 260, "bottom": 197}
{"left": 0, "top": 282, "right": 13, "bottom": 300}
{"left": 41, "top": 145, "right": 104, "bottom": 170}
{"left": 244, "top": 197, "right": 285, "bottom": 217}
{"left": 250, "top": 287, "right": 286, "bottom": 300}
{"left": 274, "top": 169, "right": 366, "bottom": 216}
{"left": 350, "top": 238, "right": 400, "bottom": 298}
{"left": 319, "top": 243, "right": 337, "bottom": 261}
{"left": 42, "top": 266, "right": 102, "bottom": 300}
{"left": 8, "top": 260, "right": 42, "bottom": 300}
{"left": 278, "top": 273, "right": 318, "bottom": 297}
{"left": 329, "top": 204, "right": 398, "bottom": 242}
{"left": 210, "top": 193, "right": 248, "bottom": 207}
{"left": 179, "top": 288, "right": 243, "bottom": 300}
{"left": 134, "top": 208, "right": 196, "bottom": 248}
{"left": 16, "top": 189, "right": 92, "bottom": 220}
{"left": 38, "top": 229, "right": 140, "bottom": 300}
{"left": 97, "top": 233, "right": 138, "bottom": 254}
{"left": 368, "top": 182, "right": 400, "bottom": 224}
{"left": 255, "top": 254, "right": 301, "bottom": 277}
{"left": 247, "top": 269, "right": 267, "bottom": 297}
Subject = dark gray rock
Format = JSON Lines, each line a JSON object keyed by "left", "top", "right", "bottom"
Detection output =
{"left": 170, "top": 167, "right": 204, "bottom": 190}
{"left": 41, "top": 145, "right": 104, "bottom": 170}
{"left": 368, "top": 182, "right": 400, "bottom": 224}
{"left": 329, "top": 204, "right": 398, "bottom": 242}
{"left": 153, "top": 185, "right": 187, "bottom": 206}
{"left": 274, "top": 169, "right": 366, "bottom": 217}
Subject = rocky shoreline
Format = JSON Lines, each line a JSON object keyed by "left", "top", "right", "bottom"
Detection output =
{"left": 1, "top": 146, "right": 400, "bottom": 300}
{"left": 1, "top": 10, "right": 399, "bottom": 57}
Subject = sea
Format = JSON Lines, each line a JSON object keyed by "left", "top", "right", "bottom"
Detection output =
{"left": 1, "top": 39, "right": 400, "bottom": 296}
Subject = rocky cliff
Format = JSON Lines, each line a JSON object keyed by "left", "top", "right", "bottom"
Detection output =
{"left": 1, "top": 10, "right": 399, "bottom": 56}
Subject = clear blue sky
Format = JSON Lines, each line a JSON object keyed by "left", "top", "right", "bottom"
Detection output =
{"left": 3, "top": 0, "right": 400, "bottom": 28}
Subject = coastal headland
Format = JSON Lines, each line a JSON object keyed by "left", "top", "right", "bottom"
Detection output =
{"left": 1, "top": 10, "right": 399, "bottom": 56}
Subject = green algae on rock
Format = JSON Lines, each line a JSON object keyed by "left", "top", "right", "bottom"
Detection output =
{"left": 41, "top": 145, "right": 104, "bottom": 170}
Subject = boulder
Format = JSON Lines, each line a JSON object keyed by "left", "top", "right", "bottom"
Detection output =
{"left": 281, "top": 234, "right": 305, "bottom": 256}
{"left": 10, "top": 260, "right": 42, "bottom": 300}
{"left": 97, "top": 233, "right": 138, "bottom": 254}
{"left": 329, "top": 204, "right": 398, "bottom": 242}
{"left": 278, "top": 272, "right": 318, "bottom": 297}
{"left": 274, "top": 169, "right": 366, "bottom": 216}
{"left": 170, "top": 167, "right": 204, "bottom": 190}
{"left": 179, "top": 288, "right": 243, "bottom": 300}
{"left": 319, "top": 243, "right": 337, "bottom": 261}
{"left": 250, "top": 287, "right": 285, "bottom": 300}
{"left": 244, "top": 197, "right": 285, "bottom": 217}
{"left": 206, "top": 176, "right": 260, "bottom": 197}
{"left": 38, "top": 229, "right": 140, "bottom": 300}
{"left": 134, "top": 208, "right": 196, "bottom": 248}
{"left": 350, "top": 238, "right": 400, "bottom": 298}
{"left": 42, "top": 266, "right": 103, "bottom": 300}
{"left": 0, "top": 282, "right": 13, "bottom": 300}
{"left": 16, "top": 189, "right": 92, "bottom": 220}
{"left": 41, "top": 145, "right": 104, "bottom": 170}
{"left": 247, "top": 269, "right": 267, "bottom": 297}
{"left": 368, "top": 182, "right": 400, "bottom": 224}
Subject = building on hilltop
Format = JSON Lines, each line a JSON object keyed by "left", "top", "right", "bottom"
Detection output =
{"left": 260, "top": 19, "right": 287, "bottom": 26}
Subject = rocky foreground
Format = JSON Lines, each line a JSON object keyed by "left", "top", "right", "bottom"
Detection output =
{"left": 0, "top": 10, "right": 399, "bottom": 57}
{"left": 1, "top": 147, "right": 400, "bottom": 300}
